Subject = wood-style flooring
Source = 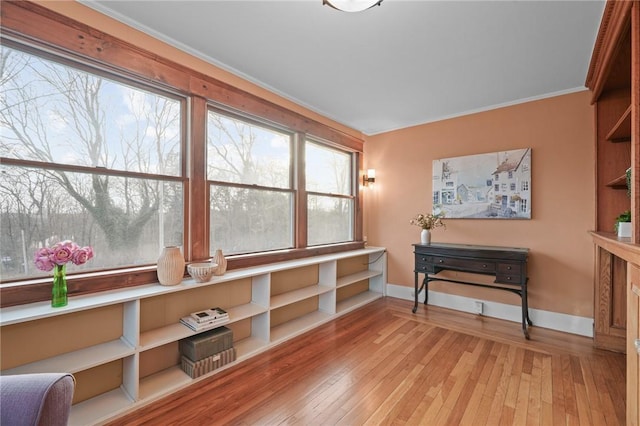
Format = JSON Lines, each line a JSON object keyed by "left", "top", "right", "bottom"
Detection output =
{"left": 107, "top": 297, "right": 626, "bottom": 425}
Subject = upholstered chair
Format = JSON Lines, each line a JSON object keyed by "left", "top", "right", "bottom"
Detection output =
{"left": 0, "top": 373, "right": 75, "bottom": 426}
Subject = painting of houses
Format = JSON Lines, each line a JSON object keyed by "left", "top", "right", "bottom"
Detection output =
{"left": 432, "top": 148, "right": 531, "bottom": 219}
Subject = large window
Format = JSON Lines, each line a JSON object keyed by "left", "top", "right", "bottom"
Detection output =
{"left": 207, "top": 108, "right": 293, "bottom": 255}
{"left": 306, "top": 140, "right": 354, "bottom": 246}
{"left": 0, "top": 2, "right": 364, "bottom": 306}
{"left": 0, "top": 43, "right": 185, "bottom": 280}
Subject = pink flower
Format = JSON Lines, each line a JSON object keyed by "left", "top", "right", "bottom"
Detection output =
{"left": 34, "top": 240, "right": 94, "bottom": 272}
{"left": 34, "top": 255, "right": 55, "bottom": 272}
{"left": 35, "top": 247, "right": 52, "bottom": 258}
{"left": 82, "top": 246, "right": 94, "bottom": 260}
{"left": 71, "top": 247, "right": 90, "bottom": 265}
{"left": 51, "top": 245, "right": 73, "bottom": 265}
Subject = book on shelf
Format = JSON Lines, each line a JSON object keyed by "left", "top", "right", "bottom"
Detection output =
{"left": 180, "top": 315, "right": 229, "bottom": 332}
{"left": 190, "top": 307, "right": 229, "bottom": 324}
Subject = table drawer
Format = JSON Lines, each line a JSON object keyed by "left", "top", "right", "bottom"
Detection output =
{"left": 495, "top": 273, "right": 521, "bottom": 284}
{"left": 426, "top": 256, "right": 495, "bottom": 273}
{"left": 415, "top": 260, "right": 435, "bottom": 273}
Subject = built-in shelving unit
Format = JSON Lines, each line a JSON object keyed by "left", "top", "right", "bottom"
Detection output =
{"left": 587, "top": 1, "right": 639, "bottom": 424}
{"left": 0, "top": 247, "right": 386, "bottom": 425}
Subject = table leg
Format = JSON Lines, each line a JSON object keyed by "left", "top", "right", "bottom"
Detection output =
{"left": 423, "top": 275, "right": 429, "bottom": 305}
{"left": 412, "top": 273, "right": 419, "bottom": 313}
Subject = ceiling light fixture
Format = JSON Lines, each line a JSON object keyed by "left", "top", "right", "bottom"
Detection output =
{"left": 323, "top": 0, "right": 383, "bottom": 13}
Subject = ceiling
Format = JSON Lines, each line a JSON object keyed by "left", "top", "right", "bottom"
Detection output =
{"left": 84, "top": 0, "right": 605, "bottom": 136}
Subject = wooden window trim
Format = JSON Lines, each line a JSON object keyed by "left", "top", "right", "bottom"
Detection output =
{"left": 0, "top": 1, "right": 365, "bottom": 307}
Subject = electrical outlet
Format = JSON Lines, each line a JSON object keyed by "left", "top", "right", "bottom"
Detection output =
{"left": 474, "top": 301, "right": 484, "bottom": 315}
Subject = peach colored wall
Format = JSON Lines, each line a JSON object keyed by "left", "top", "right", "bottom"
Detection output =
{"left": 36, "top": 1, "right": 362, "bottom": 141}
{"left": 364, "top": 91, "right": 596, "bottom": 317}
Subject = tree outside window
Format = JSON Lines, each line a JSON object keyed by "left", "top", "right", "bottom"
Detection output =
{"left": 0, "top": 44, "right": 184, "bottom": 280}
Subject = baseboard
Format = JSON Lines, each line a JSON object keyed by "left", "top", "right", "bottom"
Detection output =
{"left": 386, "top": 283, "right": 593, "bottom": 337}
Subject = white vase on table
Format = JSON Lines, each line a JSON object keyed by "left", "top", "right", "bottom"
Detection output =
{"left": 420, "top": 229, "right": 431, "bottom": 245}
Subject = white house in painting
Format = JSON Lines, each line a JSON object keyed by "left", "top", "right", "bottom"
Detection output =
{"left": 490, "top": 148, "right": 531, "bottom": 218}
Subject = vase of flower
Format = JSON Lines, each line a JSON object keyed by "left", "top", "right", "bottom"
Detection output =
{"left": 420, "top": 229, "right": 431, "bottom": 245}
{"left": 212, "top": 249, "right": 227, "bottom": 276}
{"left": 51, "top": 264, "right": 68, "bottom": 308}
{"left": 34, "top": 240, "right": 94, "bottom": 308}
{"left": 410, "top": 212, "right": 446, "bottom": 245}
{"left": 157, "top": 246, "right": 185, "bottom": 286}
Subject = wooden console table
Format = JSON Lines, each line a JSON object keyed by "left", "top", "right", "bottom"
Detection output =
{"left": 413, "top": 242, "right": 532, "bottom": 338}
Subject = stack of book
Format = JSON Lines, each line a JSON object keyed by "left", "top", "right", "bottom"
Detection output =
{"left": 179, "top": 325, "right": 235, "bottom": 378}
{"left": 179, "top": 307, "right": 229, "bottom": 332}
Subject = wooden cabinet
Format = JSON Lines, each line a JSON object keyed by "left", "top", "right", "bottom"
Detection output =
{"left": 0, "top": 247, "right": 386, "bottom": 425}
{"left": 587, "top": 0, "right": 639, "bottom": 351}
{"left": 587, "top": 1, "right": 640, "bottom": 423}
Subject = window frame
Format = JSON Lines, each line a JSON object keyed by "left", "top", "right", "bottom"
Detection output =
{"left": 0, "top": 2, "right": 364, "bottom": 307}
{"left": 304, "top": 138, "right": 357, "bottom": 247}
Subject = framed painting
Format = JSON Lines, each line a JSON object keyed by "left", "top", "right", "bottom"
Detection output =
{"left": 432, "top": 148, "right": 531, "bottom": 219}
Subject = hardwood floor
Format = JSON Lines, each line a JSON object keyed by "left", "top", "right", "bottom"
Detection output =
{"left": 107, "top": 297, "right": 626, "bottom": 425}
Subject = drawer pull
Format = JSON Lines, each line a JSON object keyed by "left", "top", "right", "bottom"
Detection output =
{"left": 482, "top": 264, "right": 487, "bottom": 268}
{"left": 507, "top": 266, "right": 512, "bottom": 270}
{"left": 422, "top": 257, "right": 427, "bottom": 261}
{"left": 635, "top": 339, "right": 640, "bottom": 354}
{"left": 506, "top": 277, "right": 512, "bottom": 281}
{"left": 422, "top": 266, "right": 427, "bottom": 270}
{"left": 438, "top": 259, "right": 444, "bottom": 263}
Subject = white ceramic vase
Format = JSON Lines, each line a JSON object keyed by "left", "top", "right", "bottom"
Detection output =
{"left": 212, "top": 249, "right": 227, "bottom": 276}
{"left": 420, "top": 229, "right": 431, "bottom": 245}
{"left": 157, "top": 246, "right": 185, "bottom": 286}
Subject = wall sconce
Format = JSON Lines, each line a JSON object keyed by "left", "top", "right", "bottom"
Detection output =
{"left": 363, "top": 169, "right": 376, "bottom": 186}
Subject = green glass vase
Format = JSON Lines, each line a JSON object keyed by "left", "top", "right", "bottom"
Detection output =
{"left": 51, "top": 264, "right": 68, "bottom": 308}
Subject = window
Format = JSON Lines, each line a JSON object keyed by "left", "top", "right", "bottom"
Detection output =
{"left": 207, "top": 108, "right": 293, "bottom": 255}
{"left": 0, "top": 43, "right": 185, "bottom": 281}
{"left": 510, "top": 183, "right": 516, "bottom": 191}
{"left": 306, "top": 140, "right": 354, "bottom": 246}
{"left": 0, "top": 4, "right": 364, "bottom": 305}
{"left": 520, "top": 199, "right": 528, "bottom": 213}
{"left": 521, "top": 181, "right": 530, "bottom": 191}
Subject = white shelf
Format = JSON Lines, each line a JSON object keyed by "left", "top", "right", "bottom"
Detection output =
{"left": 69, "top": 387, "right": 133, "bottom": 426}
{"left": 270, "top": 284, "right": 334, "bottom": 309}
{"left": 337, "top": 270, "right": 382, "bottom": 288}
{"left": 138, "top": 365, "right": 192, "bottom": 401}
{"left": 3, "top": 338, "right": 134, "bottom": 375}
{"left": 140, "top": 323, "right": 193, "bottom": 351}
{"left": 139, "top": 302, "right": 267, "bottom": 351}
{"left": 227, "top": 302, "right": 268, "bottom": 322}
{"left": 270, "top": 310, "right": 332, "bottom": 343}
{"left": 337, "top": 291, "right": 383, "bottom": 314}
{"left": 235, "top": 336, "right": 268, "bottom": 359}
{"left": 1, "top": 247, "right": 386, "bottom": 426}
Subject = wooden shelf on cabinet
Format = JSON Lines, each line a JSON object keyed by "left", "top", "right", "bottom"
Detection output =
{"left": 606, "top": 105, "right": 632, "bottom": 142}
{"left": 606, "top": 173, "right": 631, "bottom": 189}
